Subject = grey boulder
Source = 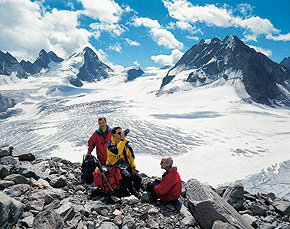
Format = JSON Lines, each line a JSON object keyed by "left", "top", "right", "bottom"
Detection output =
{"left": 0, "top": 192, "right": 24, "bottom": 228}
{"left": 185, "top": 179, "right": 254, "bottom": 229}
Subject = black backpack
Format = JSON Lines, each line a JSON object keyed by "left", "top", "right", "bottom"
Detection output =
{"left": 81, "top": 155, "right": 98, "bottom": 184}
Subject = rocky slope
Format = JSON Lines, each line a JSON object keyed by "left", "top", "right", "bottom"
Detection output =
{"left": 1, "top": 145, "right": 290, "bottom": 229}
{"left": 160, "top": 35, "right": 290, "bottom": 106}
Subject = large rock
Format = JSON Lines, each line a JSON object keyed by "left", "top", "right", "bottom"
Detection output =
{"left": 3, "top": 184, "right": 31, "bottom": 197}
{"left": 55, "top": 198, "right": 75, "bottom": 222}
{"left": 222, "top": 185, "right": 244, "bottom": 210}
{"left": 18, "top": 164, "right": 49, "bottom": 180}
{"left": 273, "top": 200, "right": 290, "bottom": 216}
{"left": 0, "top": 156, "right": 19, "bottom": 165}
{"left": 0, "top": 165, "right": 9, "bottom": 179}
{"left": 4, "top": 174, "right": 30, "bottom": 184}
{"left": 0, "top": 180, "right": 14, "bottom": 189}
{"left": 0, "top": 192, "right": 24, "bottom": 228}
{"left": 212, "top": 220, "right": 237, "bottom": 229}
{"left": 0, "top": 148, "right": 10, "bottom": 158}
{"left": 185, "top": 179, "right": 254, "bottom": 229}
{"left": 11, "top": 148, "right": 35, "bottom": 161}
{"left": 33, "top": 200, "right": 64, "bottom": 229}
{"left": 50, "top": 176, "right": 67, "bottom": 188}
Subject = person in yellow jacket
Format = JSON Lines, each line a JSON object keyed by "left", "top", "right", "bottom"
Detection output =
{"left": 106, "top": 127, "right": 142, "bottom": 199}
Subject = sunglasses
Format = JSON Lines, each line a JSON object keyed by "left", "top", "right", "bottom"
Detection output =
{"left": 160, "top": 161, "right": 166, "bottom": 164}
{"left": 116, "top": 132, "right": 122, "bottom": 135}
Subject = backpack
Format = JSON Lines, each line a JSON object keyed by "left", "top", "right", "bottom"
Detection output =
{"left": 81, "top": 155, "right": 98, "bottom": 184}
{"left": 93, "top": 165, "right": 122, "bottom": 193}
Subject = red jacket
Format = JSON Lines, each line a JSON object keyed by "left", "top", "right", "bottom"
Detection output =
{"left": 88, "top": 126, "right": 112, "bottom": 165}
{"left": 154, "top": 167, "right": 182, "bottom": 203}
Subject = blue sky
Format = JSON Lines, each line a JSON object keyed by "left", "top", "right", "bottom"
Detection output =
{"left": 0, "top": 0, "right": 289, "bottom": 68}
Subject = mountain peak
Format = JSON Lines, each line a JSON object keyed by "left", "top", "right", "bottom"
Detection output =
{"left": 39, "top": 49, "right": 47, "bottom": 56}
{"left": 160, "top": 35, "right": 290, "bottom": 106}
{"left": 83, "top": 47, "right": 99, "bottom": 61}
{"left": 280, "top": 57, "right": 290, "bottom": 70}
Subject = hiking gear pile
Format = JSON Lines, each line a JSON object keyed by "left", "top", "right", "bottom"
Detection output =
{"left": 93, "top": 165, "right": 122, "bottom": 193}
{"left": 81, "top": 155, "right": 98, "bottom": 184}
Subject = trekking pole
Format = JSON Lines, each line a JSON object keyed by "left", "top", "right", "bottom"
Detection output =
{"left": 95, "top": 159, "right": 114, "bottom": 192}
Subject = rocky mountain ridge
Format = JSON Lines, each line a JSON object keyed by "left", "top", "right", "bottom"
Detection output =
{"left": 280, "top": 57, "right": 290, "bottom": 70}
{"left": 1, "top": 145, "right": 290, "bottom": 229}
{"left": 160, "top": 35, "right": 290, "bottom": 106}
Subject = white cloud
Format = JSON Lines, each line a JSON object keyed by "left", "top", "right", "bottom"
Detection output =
{"left": 166, "top": 22, "right": 175, "bottom": 30}
{"left": 132, "top": 17, "right": 184, "bottom": 49}
{"left": 78, "top": 0, "right": 123, "bottom": 23}
{"left": 133, "top": 61, "right": 140, "bottom": 66}
{"left": 109, "top": 42, "right": 122, "bottom": 52}
{"left": 243, "top": 33, "right": 257, "bottom": 42}
{"left": 186, "top": 36, "right": 199, "bottom": 41}
{"left": 236, "top": 3, "right": 253, "bottom": 17}
{"left": 0, "top": 0, "right": 91, "bottom": 61}
{"left": 90, "top": 22, "right": 125, "bottom": 36}
{"left": 248, "top": 45, "right": 272, "bottom": 57}
{"left": 151, "top": 49, "right": 183, "bottom": 66}
{"left": 176, "top": 21, "right": 193, "bottom": 31}
{"left": 266, "top": 33, "right": 290, "bottom": 41}
{"left": 125, "top": 38, "right": 141, "bottom": 46}
{"left": 162, "top": 0, "right": 279, "bottom": 37}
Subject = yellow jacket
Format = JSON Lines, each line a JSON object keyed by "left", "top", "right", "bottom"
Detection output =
{"left": 106, "top": 137, "right": 136, "bottom": 168}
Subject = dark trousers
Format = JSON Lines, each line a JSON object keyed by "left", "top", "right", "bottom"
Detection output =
{"left": 121, "top": 168, "right": 142, "bottom": 194}
{"left": 146, "top": 180, "right": 161, "bottom": 199}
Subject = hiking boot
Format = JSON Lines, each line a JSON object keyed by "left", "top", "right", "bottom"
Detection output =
{"left": 134, "top": 191, "right": 141, "bottom": 199}
{"left": 130, "top": 189, "right": 141, "bottom": 199}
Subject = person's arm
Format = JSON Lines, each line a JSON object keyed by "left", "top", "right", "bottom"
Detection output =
{"left": 86, "top": 132, "right": 97, "bottom": 158}
{"left": 154, "top": 175, "right": 174, "bottom": 196}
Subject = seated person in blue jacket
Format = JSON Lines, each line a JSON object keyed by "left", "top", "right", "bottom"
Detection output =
{"left": 106, "top": 127, "right": 142, "bottom": 199}
{"left": 146, "top": 156, "right": 182, "bottom": 203}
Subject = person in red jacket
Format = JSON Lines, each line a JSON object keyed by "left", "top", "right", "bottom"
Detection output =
{"left": 85, "top": 117, "right": 112, "bottom": 165}
{"left": 146, "top": 157, "right": 182, "bottom": 203}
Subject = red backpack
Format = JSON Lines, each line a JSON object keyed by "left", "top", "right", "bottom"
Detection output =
{"left": 93, "top": 165, "right": 122, "bottom": 193}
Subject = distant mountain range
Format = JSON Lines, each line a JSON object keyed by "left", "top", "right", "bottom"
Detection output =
{"left": 160, "top": 35, "right": 290, "bottom": 106}
{"left": 1, "top": 35, "right": 290, "bottom": 110}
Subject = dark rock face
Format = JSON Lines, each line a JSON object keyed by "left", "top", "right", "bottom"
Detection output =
{"left": 0, "top": 93, "right": 16, "bottom": 112}
{"left": 77, "top": 47, "right": 112, "bottom": 83}
{"left": 69, "top": 77, "right": 83, "bottom": 87}
{"left": 0, "top": 51, "right": 28, "bottom": 78}
{"left": 126, "top": 67, "right": 144, "bottom": 81}
{"left": 20, "top": 49, "right": 63, "bottom": 75}
{"left": 161, "top": 35, "right": 290, "bottom": 106}
{"left": 280, "top": 57, "right": 290, "bottom": 70}
{"left": 34, "top": 49, "right": 64, "bottom": 69}
{"left": 0, "top": 192, "right": 24, "bottom": 228}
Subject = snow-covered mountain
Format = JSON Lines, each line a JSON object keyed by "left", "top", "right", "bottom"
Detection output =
{"left": 160, "top": 35, "right": 290, "bottom": 106}
{"left": 20, "top": 49, "right": 63, "bottom": 75}
{"left": 1, "top": 36, "right": 290, "bottom": 200}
